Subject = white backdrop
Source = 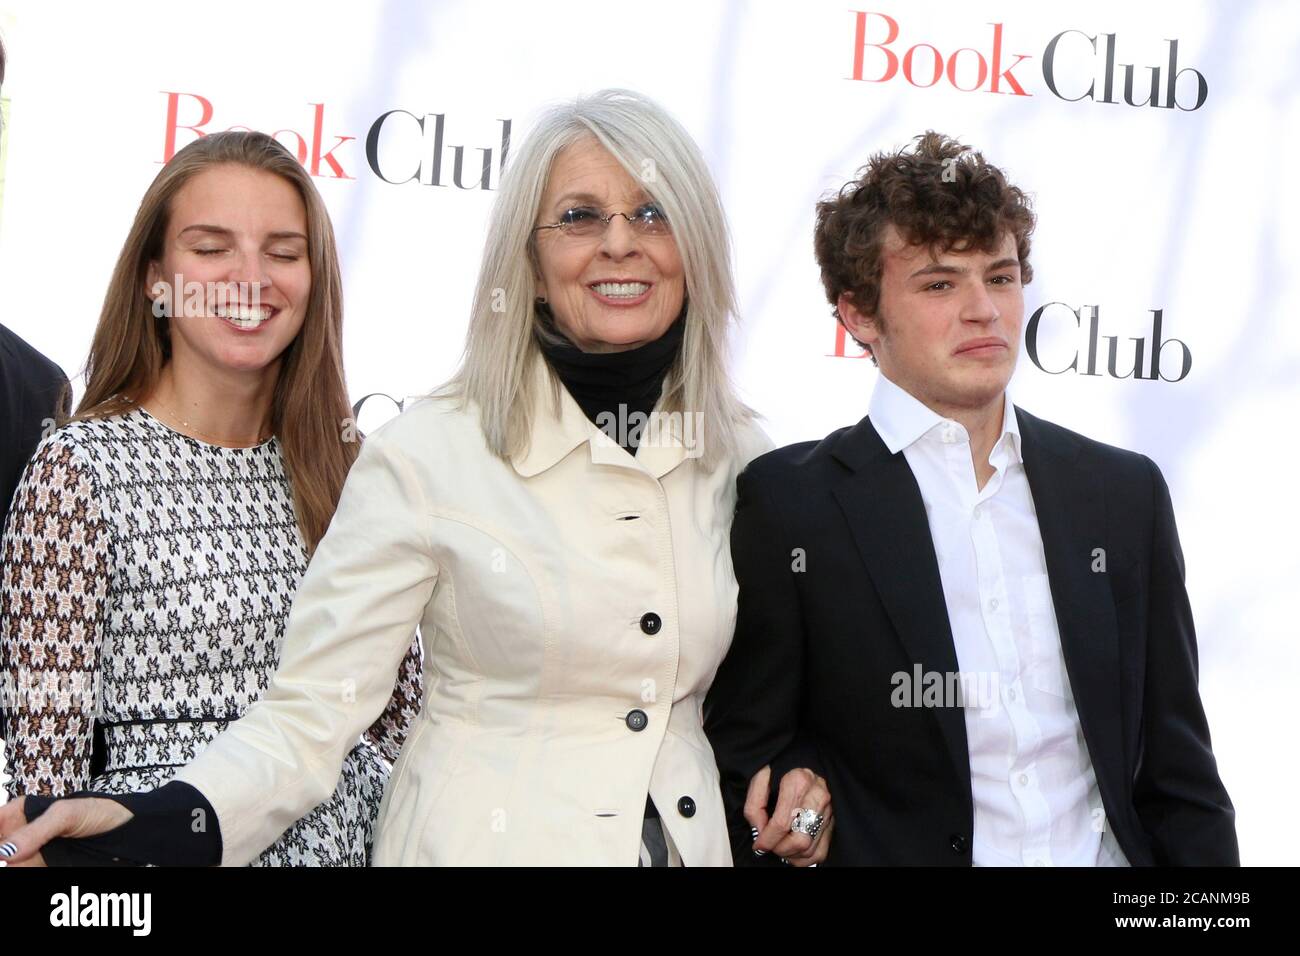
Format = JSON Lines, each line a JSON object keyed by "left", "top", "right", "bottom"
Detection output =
{"left": 1, "top": 0, "right": 1296, "bottom": 864}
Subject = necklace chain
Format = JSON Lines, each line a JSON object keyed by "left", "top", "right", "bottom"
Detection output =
{"left": 151, "top": 399, "right": 272, "bottom": 448}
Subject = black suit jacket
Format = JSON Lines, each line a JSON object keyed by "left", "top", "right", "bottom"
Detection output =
{"left": 1, "top": 323, "right": 70, "bottom": 534}
{"left": 704, "top": 406, "right": 1238, "bottom": 866}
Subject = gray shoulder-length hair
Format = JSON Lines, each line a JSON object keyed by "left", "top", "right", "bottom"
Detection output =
{"left": 441, "top": 88, "right": 755, "bottom": 471}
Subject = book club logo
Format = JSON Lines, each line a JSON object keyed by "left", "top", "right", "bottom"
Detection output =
{"left": 160, "top": 92, "right": 512, "bottom": 188}
{"left": 828, "top": 305, "right": 1193, "bottom": 383}
{"left": 845, "top": 10, "right": 1208, "bottom": 110}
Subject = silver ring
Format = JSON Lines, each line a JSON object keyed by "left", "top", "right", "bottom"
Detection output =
{"left": 790, "top": 807, "right": 824, "bottom": 839}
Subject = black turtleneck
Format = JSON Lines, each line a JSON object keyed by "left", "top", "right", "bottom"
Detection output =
{"left": 538, "top": 314, "right": 685, "bottom": 455}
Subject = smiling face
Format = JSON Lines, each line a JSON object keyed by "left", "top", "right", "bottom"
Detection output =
{"left": 533, "top": 137, "right": 685, "bottom": 353}
{"left": 840, "top": 225, "right": 1024, "bottom": 415}
{"left": 146, "top": 163, "right": 311, "bottom": 379}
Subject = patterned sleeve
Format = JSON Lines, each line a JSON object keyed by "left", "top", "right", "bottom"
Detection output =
{"left": 361, "top": 632, "right": 424, "bottom": 766}
{"left": 1, "top": 439, "right": 111, "bottom": 798}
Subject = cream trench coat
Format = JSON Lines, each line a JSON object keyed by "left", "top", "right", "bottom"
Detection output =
{"left": 174, "top": 357, "right": 771, "bottom": 865}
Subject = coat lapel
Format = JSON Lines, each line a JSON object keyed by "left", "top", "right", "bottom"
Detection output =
{"left": 1015, "top": 408, "right": 1126, "bottom": 796}
{"left": 829, "top": 416, "right": 970, "bottom": 791}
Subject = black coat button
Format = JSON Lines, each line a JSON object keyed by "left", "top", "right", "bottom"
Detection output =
{"left": 677, "top": 796, "right": 696, "bottom": 818}
{"left": 640, "top": 612, "right": 662, "bottom": 635}
{"left": 949, "top": 833, "right": 968, "bottom": 854}
{"left": 625, "top": 709, "right": 648, "bottom": 732}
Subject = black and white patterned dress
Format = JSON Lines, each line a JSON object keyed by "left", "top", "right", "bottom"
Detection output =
{"left": 0, "top": 407, "right": 424, "bottom": 866}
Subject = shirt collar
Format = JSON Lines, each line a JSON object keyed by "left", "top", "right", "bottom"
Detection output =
{"left": 990, "top": 392, "right": 1023, "bottom": 468}
{"left": 998, "top": 392, "right": 1023, "bottom": 465}
{"left": 868, "top": 373, "right": 1022, "bottom": 464}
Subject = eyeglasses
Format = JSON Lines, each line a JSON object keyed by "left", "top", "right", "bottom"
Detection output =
{"left": 533, "top": 202, "right": 671, "bottom": 240}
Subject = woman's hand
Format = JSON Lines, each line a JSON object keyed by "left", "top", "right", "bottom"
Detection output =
{"left": 743, "top": 764, "right": 834, "bottom": 866}
{"left": 0, "top": 796, "right": 134, "bottom": 867}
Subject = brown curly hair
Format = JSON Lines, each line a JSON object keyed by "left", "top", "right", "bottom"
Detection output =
{"left": 814, "top": 131, "right": 1035, "bottom": 361}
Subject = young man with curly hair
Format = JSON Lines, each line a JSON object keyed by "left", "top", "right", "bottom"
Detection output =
{"left": 705, "top": 132, "right": 1238, "bottom": 867}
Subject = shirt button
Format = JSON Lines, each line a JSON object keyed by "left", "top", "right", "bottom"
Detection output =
{"left": 640, "top": 612, "right": 662, "bottom": 635}
{"left": 677, "top": 796, "right": 696, "bottom": 818}
{"left": 989, "top": 598, "right": 999, "bottom": 611}
{"left": 625, "top": 709, "right": 648, "bottom": 732}
{"left": 1018, "top": 773, "right": 1029, "bottom": 787}
{"left": 1007, "top": 686, "right": 1017, "bottom": 702}
{"left": 949, "top": 833, "right": 968, "bottom": 854}
{"left": 973, "top": 506, "right": 983, "bottom": 520}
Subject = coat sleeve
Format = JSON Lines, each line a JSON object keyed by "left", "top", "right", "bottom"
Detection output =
{"left": 704, "top": 463, "right": 822, "bottom": 866}
{"left": 173, "top": 427, "right": 439, "bottom": 865}
{"left": 1131, "top": 456, "right": 1238, "bottom": 865}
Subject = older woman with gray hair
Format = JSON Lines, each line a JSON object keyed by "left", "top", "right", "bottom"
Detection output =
{"left": 0, "top": 88, "right": 834, "bottom": 866}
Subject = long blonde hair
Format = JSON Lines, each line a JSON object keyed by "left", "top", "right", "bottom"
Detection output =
{"left": 73, "top": 130, "right": 355, "bottom": 554}
{"left": 444, "top": 88, "right": 754, "bottom": 470}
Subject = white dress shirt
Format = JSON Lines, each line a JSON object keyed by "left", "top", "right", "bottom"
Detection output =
{"left": 868, "top": 374, "right": 1128, "bottom": 867}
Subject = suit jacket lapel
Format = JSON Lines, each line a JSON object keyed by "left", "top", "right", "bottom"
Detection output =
{"left": 1016, "top": 408, "right": 1127, "bottom": 794}
{"left": 830, "top": 416, "right": 971, "bottom": 791}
